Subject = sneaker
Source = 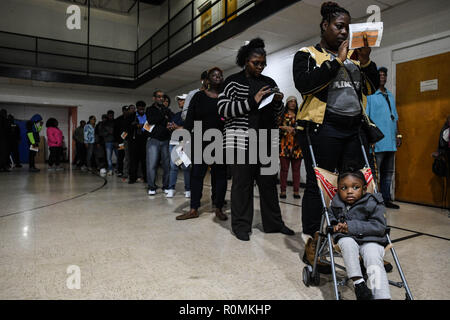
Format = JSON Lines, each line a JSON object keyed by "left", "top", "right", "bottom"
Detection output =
{"left": 184, "top": 191, "right": 191, "bottom": 198}
{"left": 294, "top": 193, "right": 301, "bottom": 199}
{"left": 354, "top": 281, "right": 373, "bottom": 300}
{"left": 164, "top": 189, "right": 170, "bottom": 194}
{"left": 15, "top": 164, "right": 23, "bottom": 168}
{"left": 100, "top": 168, "right": 107, "bottom": 176}
{"left": 384, "top": 260, "right": 393, "bottom": 273}
{"left": 385, "top": 201, "right": 400, "bottom": 209}
{"left": 48, "top": 167, "right": 55, "bottom": 172}
{"left": 107, "top": 170, "right": 113, "bottom": 176}
{"left": 166, "top": 189, "right": 175, "bottom": 198}
{"left": 279, "top": 192, "right": 287, "bottom": 199}
{"left": 29, "top": 167, "right": 40, "bottom": 172}
{"left": 148, "top": 189, "right": 156, "bottom": 195}
{"left": 56, "top": 166, "right": 64, "bottom": 171}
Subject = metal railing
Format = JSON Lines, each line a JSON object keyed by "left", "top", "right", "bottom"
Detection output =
{"left": 0, "top": 30, "right": 135, "bottom": 79}
{"left": 0, "top": 0, "right": 257, "bottom": 80}
{"left": 136, "top": 0, "right": 255, "bottom": 77}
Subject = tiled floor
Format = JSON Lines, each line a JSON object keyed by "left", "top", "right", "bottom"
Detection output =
{"left": 0, "top": 166, "right": 449, "bottom": 300}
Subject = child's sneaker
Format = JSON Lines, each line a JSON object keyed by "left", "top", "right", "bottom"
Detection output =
{"left": 354, "top": 281, "right": 373, "bottom": 300}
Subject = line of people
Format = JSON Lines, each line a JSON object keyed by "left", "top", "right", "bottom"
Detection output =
{"left": 0, "top": 111, "right": 66, "bottom": 172}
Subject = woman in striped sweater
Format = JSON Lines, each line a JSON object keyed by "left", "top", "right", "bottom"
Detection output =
{"left": 217, "top": 38, "right": 295, "bottom": 241}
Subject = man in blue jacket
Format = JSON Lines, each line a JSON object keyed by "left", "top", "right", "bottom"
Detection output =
{"left": 366, "top": 67, "right": 402, "bottom": 209}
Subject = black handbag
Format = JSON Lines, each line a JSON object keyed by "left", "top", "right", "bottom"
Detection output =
{"left": 432, "top": 155, "right": 448, "bottom": 177}
{"left": 343, "top": 65, "right": 385, "bottom": 144}
{"left": 362, "top": 113, "right": 385, "bottom": 144}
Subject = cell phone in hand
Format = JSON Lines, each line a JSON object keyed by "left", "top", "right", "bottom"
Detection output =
{"left": 270, "top": 87, "right": 280, "bottom": 93}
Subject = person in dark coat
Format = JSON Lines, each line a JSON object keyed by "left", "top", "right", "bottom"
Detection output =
{"left": 0, "top": 109, "right": 11, "bottom": 172}
{"left": 7, "top": 114, "right": 21, "bottom": 168}
{"left": 127, "top": 101, "right": 148, "bottom": 184}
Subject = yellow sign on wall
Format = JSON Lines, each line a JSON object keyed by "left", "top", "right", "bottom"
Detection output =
{"left": 224, "top": 0, "right": 238, "bottom": 22}
{"left": 201, "top": 7, "right": 212, "bottom": 35}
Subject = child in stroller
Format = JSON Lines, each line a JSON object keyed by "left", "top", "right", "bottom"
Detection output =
{"left": 330, "top": 166, "right": 391, "bottom": 300}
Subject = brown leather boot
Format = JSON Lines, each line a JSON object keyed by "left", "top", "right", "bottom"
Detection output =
{"left": 215, "top": 208, "right": 228, "bottom": 221}
{"left": 176, "top": 209, "right": 199, "bottom": 220}
{"left": 302, "top": 232, "right": 332, "bottom": 274}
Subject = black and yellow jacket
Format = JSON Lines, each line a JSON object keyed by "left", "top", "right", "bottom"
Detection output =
{"left": 293, "top": 44, "right": 379, "bottom": 129}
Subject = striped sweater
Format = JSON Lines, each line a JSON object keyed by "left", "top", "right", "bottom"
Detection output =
{"left": 217, "top": 70, "right": 284, "bottom": 151}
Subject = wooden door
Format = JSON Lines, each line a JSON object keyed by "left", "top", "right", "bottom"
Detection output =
{"left": 395, "top": 51, "right": 450, "bottom": 207}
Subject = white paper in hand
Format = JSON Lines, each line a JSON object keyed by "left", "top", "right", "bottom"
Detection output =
{"left": 29, "top": 145, "right": 39, "bottom": 152}
{"left": 259, "top": 93, "right": 275, "bottom": 110}
{"left": 176, "top": 145, "right": 191, "bottom": 167}
{"left": 143, "top": 121, "right": 155, "bottom": 133}
{"left": 349, "top": 22, "right": 383, "bottom": 49}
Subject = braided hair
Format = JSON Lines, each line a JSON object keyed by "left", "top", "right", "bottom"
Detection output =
{"left": 320, "top": 2, "right": 350, "bottom": 34}
{"left": 338, "top": 164, "right": 367, "bottom": 186}
{"left": 236, "top": 37, "right": 266, "bottom": 68}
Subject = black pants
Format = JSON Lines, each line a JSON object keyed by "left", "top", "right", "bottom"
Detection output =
{"left": 298, "top": 111, "right": 368, "bottom": 236}
{"left": 94, "top": 143, "right": 106, "bottom": 169}
{"left": 0, "top": 139, "right": 8, "bottom": 169}
{"left": 48, "top": 146, "right": 62, "bottom": 166}
{"left": 29, "top": 149, "right": 37, "bottom": 169}
{"left": 230, "top": 163, "right": 285, "bottom": 234}
{"left": 10, "top": 141, "right": 20, "bottom": 165}
{"left": 74, "top": 142, "right": 86, "bottom": 166}
{"left": 129, "top": 137, "right": 147, "bottom": 182}
{"left": 191, "top": 163, "right": 227, "bottom": 210}
{"left": 117, "top": 149, "right": 125, "bottom": 174}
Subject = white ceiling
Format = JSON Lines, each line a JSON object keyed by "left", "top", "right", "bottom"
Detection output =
{"left": 1, "top": 0, "right": 412, "bottom": 96}
{"left": 136, "top": 0, "right": 410, "bottom": 95}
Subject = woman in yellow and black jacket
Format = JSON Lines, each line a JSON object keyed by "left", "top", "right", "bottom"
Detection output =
{"left": 292, "top": 2, "right": 379, "bottom": 273}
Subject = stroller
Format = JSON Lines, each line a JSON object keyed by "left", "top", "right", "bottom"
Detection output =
{"left": 301, "top": 125, "right": 414, "bottom": 300}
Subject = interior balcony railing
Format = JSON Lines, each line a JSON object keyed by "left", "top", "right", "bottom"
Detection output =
{"left": 136, "top": 0, "right": 257, "bottom": 78}
{"left": 0, "top": 0, "right": 299, "bottom": 87}
{"left": 0, "top": 30, "right": 135, "bottom": 79}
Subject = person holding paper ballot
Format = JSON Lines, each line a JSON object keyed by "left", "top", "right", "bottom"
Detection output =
{"left": 176, "top": 67, "right": 228, "bottom": 221}
{"left": 218, "top": 38, "right": 295, "bottom": 241}
{"left": 292, "top": 2, "right": 379, "bottom": 272}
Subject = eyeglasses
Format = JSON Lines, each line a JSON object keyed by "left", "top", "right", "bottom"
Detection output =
{"left": 156, "top": 95, "right": 164, "bottom": 98}
{"left": 249, "top": 60, "right": 267, "bottom": 68}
